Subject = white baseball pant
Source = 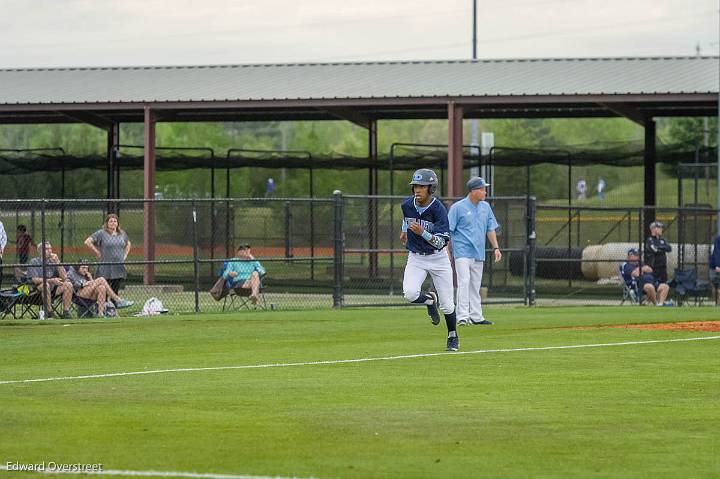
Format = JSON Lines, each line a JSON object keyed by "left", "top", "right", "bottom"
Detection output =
{"left": 454, "top": 257, "right": 485, "bottom": 321}
{"left": 403, "top": 250, "right": 455, "bottom": 314}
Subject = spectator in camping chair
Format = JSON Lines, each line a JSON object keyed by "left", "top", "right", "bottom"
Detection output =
{"left": 27, "top": 242, "right": 73, "bottom": 319}
{"left": 221, "top": 244, "right": 266, "bottom": 310}
{"left": 670, "top": 268, "right": 710, "bottom": 306}
{"left": 620, "top": 248, "right": 670, "bottom": 306}
{"left": 620, "top": 248, "right": 644, "bottom": 305}
{"left": 67, "top": 260, "right": 134, "bottom": 317}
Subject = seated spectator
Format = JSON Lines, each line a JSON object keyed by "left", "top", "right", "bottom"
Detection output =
{"left": 710, "top": 235, "right": 720, "bottom": 303}
{"left": 222, "top": 244, "right": 265, "bottom": 304}
{"left": 620, "top": 248, "right": 670, "bottom": 306}
{"left": 67, "top": 260, "right": 134, "bottom": 316}
{"left": 26, "top": 242, "right": 73, "bottom": 319}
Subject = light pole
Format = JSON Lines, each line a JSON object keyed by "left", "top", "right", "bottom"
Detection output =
{"left": 473, "top": 0, "right": 477, "bottom": 59}
{"left": 470, "top": 0, "right": 480, "bottom": 178}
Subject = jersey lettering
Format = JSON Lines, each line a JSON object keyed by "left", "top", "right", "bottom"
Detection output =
{"left": 404, "top": 217, "right": 435, "bottom": 232}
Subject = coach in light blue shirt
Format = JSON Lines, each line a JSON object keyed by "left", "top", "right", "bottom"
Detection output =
{"left": 448, "top": 177, "right": 501, "bottom": 326}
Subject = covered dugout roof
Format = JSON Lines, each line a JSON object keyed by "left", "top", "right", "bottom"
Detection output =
{"left": 0, "top": 56, "right": 717, "bottom": 124}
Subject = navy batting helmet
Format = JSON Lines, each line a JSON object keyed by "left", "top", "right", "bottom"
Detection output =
{"left": 410, "top": 169, "right": 438, "bottom": 194}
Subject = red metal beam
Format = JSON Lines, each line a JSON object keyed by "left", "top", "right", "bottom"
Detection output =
{"left": 143, "top": 106, "right": 156, "bottom": 285}
{"left": 447, "top": 102, "right": 464, "bottom": 198}
{"left": 368, "top": 120, "right": 379, "bottom": 277}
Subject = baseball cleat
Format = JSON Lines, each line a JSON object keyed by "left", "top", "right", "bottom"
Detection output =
{"left": 457, "top": 319, "right": 468, "bottom": 326}
{"left": 469, "top": 319, "right": 493, "bottom": 325}
{"left": 446, "top": 335, "right": 459, "bottom": 351}
{"left": 426, "top": 291, "right": 441, "bottom": 326}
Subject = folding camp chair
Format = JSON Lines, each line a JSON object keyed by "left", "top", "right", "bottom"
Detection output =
{"left": 72, "top": 294, "right": 98, "bottom": 318}
{"left": 8, "top": 267, "right": 66, "bottom": 319}
{"left": 223, "top": 283, "right": 268, "bottom": 311}
{"left": 619, "top": 263, "right": 643, "bottom": 306}
{"left": 0, "top": 268, "right": 43, "bottom": 319}
{"left": 670, "top": 269, "right": 710, "bottom": 306}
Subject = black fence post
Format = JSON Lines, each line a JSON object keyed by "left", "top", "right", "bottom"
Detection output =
{"left": 225, "top": 199, "right": 232, "bottom": 258}
{"left": 284, "top": 201, "right": 293, "bottom": 259}
{"left": 526, "top": 196, "right": 537, "bottom": 306}
{"left": 638, "top": 207, "right": 644, "bottom": 262}
{"left": 40, "top": 200, "right": 49, "bottom": 317}
{"left": 191, "top": 200, "right": 200, "bottom": 314}
{"left": 59, "top": 202, "right": 65, "bottom": 262}
{"left": 333, "top": 190, "right": 344, "bottom": 308}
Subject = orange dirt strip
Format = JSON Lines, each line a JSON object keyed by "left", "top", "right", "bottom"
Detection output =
{"left": 610, "top": 321, "right": 720, "bottom": 332}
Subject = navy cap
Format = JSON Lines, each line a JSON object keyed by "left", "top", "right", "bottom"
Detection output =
{"left": 467, "top": 177, "right": 490, "bottom": 191}
{"left": 627, "top": 247, "right": 640, "bottom": 256}
{"left": 649, "top": 221, "right": 664, "bottom": 229}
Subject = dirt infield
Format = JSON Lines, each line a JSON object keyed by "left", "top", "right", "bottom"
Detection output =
{"left": 610, "top": 321, "right": 720, "bottom": 332}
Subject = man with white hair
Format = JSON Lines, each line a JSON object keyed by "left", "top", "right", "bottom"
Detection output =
{"left": 26, "top": 241, "right": 73, "bottom": 319}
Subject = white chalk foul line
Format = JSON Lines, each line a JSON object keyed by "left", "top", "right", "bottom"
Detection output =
{"left": 2, "top": 335, "right": 719, "bottom": 386}
{"left": 0, "top": 465, "right": 311, "bottom": 479}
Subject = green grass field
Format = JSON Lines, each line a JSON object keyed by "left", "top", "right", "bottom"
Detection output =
{"left": 2, "top": 307, "right": 719, "bottom": 478}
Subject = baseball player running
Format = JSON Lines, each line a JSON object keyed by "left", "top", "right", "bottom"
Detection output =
{"left": 448, "top": 177, "right": 501, "bottom": 326}
{"left": 400, "top": 169, "right": 458, "bottom": 351}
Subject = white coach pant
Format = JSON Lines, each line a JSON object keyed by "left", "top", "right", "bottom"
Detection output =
{"left": 454, "top": 257, "right": 485, "bottom": 322}
{"left": 403, "top": 250, "right": 456, "bottom": 314}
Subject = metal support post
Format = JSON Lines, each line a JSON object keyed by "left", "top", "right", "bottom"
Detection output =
{"left": 40, "top": 201, "right": 49, "bottom": 316}
{"left": 192, "top": 201, "right": 200, "bottom": 313}
{"left": 526, "top": 196, "right": 537, "bottom": 306}
{"left": 143, "top": 106, "right": 156, "bottom": 285}
{"left": 333, "top": 191, "right": 344, "bottom": 308}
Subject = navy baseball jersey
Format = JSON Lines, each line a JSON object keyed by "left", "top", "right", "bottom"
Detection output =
{"left": 401, "top": 197, "right": 450, "bottom": 254}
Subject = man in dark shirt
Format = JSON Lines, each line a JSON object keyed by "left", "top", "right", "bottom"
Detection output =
{"left": 644, "top": 221, "right": 672, "bottom": 283}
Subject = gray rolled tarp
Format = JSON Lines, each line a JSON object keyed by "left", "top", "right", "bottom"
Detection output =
{"left": 509, "top": 246, "right": 584, "bottom": 280}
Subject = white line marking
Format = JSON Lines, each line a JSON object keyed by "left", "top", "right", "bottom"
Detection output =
{"left": 0, "top": 465, "right": 312, "bottom": 479}
{"left": 1, "top": 335, "right": 718, "bottom": 386}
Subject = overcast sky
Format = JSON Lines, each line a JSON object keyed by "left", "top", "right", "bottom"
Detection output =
{"left": 1, "top": 0, "right": 717, "bottom": 68}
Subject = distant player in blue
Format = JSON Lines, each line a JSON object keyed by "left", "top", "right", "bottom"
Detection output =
{"left": 400, "top": 169, "right": 458, "bottom": 351}
{"left": 448, "top": 177, "right": 501, "bottom": 326}
{"left": 265, "top": 178, "right": 276, "bottom": 198}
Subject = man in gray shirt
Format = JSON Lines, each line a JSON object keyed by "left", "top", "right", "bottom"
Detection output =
{"left": 27, "top": 242, "right": 73, "bottom": 319}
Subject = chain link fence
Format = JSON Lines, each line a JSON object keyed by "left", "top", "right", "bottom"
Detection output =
{"left": 9, "top": 196, "right": 714, "bottom": 314}
{"left": 0, "top": 198, "right": 338, "bottom": 316}
{"left": 340, "top": 195, "right": 536, "bottom": 307}
{"left": 535, "top": 204, "right": 720, "bottom": 305}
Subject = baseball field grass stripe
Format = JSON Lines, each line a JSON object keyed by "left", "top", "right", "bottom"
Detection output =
{"left": 0, "top": 465, "right": 312, "bottom": 479}
{"left": 2, "top": 334, "right": 718, "bottom": 386}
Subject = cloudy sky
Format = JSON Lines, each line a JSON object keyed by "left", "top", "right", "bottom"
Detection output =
{"left": 1, "top": 0, "right": 717, "bottom": 68}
